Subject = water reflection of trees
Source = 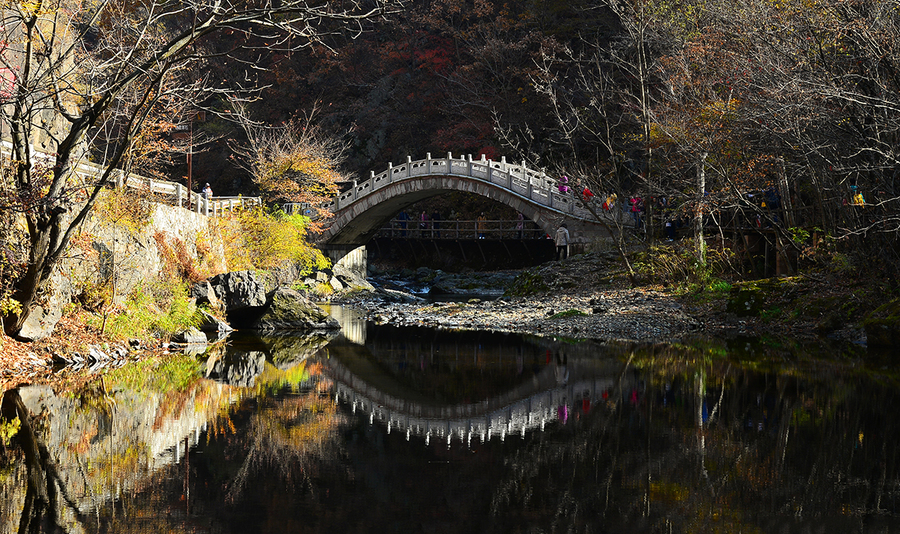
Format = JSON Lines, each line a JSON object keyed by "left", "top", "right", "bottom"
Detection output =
{"left": 489, "top": 344, "right": 900, "bottom": 533}
{"left": 226, "top": 374, "right": 345, "bottom": 500}
{"left": 2, "top": 389, "right": 89, "bottom": 533}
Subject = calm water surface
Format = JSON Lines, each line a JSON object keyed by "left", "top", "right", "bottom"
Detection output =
{"left": 3, "top": 307, "right": 900, "bottom": 533}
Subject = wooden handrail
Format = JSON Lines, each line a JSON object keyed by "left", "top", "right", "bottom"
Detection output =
{"left": 375, "top": 218, "right": 550, "bottom": 240}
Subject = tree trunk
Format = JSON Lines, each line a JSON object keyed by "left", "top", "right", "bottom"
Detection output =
{"left": 7, "top": 217, "right": 57, "bottom": 338}
{"left": 695, "top": 153, "right": 708, "bottom": 266}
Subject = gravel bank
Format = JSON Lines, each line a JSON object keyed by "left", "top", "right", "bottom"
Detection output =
{"left": 339, "top": 287, "right": 702, "bottom": 342}
{"left": 335, "top": 250, "right": 722, "bottom": 342}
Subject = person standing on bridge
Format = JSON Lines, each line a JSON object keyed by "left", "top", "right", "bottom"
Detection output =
{"left": 555, "top": 223, "right": 570, "bottom": 260}
{"left": 431, "top": 210, "right": 441, "bottom": 238}
{"left": 202, "top": 182, "right": 213, "bottom": 199}
{"left": 418, "top": 211, "right": 429, "bottom": 237}
{"left": 397, "top": 210, "right": 409, "bottom": 236}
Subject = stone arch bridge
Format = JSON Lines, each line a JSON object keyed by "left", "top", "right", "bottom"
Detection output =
{"left": 313, "top": 153, "right": 617, "bottom": 274}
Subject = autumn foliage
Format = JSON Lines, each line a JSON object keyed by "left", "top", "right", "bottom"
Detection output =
{"left": 232, "top": 115, "right": 345, "bottom": 227}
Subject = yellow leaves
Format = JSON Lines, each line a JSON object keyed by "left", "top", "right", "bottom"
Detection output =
{"left": 4, "top": 0, "right": 57, "bottom": 19}
{"left": 698, "top": 97, "right": 741, "bottom": 123}
{"left": 227, "top": 208, "right": 329, "bottom": 274}
{"left": 17, "top": 0, "right": 44, "bottom": 17}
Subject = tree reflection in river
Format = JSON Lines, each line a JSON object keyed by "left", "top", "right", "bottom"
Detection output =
{"left": 4, "top": 327, "right": 900, "bottom": 533}
{"left": 490, "top": 341, "right": 900, "bottom": 533}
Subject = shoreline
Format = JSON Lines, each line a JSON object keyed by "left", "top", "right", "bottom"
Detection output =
{"left": 1, "top": 253, "right": 874, "bottom": 392}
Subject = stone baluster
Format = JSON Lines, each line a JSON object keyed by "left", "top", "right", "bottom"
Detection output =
{"left": 467, "top": 154, "right": 473, "bottom": 176}
{"left": 407, "top": 155, "right": 412, "bottom": 177}
{"left": 426, "top": 153, "right": 432, "bottom": 173}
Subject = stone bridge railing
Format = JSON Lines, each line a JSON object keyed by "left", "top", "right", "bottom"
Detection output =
{"left": 323, "top": 152, "right": 600, "bottom": 220}
{"left": 325, "top": 353, "right": 621, "bottom": 447}
{"left": 332, "top": 376, "right": 617, "bottom": 447}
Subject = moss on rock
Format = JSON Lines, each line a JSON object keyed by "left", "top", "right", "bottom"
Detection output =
{"left": 862, "top": 297, "right": 900, "bottom": 348}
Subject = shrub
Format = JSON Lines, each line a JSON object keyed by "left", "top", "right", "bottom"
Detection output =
{"left": 154, "top": 231, "right": 210, "bottom": 283}
{"left": 225, "top": 207, "right": 330, "bottom": 275}
{"left": 89, "top": 279, "right": 203, "bottom": 341}
{"left": 92, "top": 188, "right": 154, "bottom": 235}
{"left": 635, "top": 242, "right": 735, "bottom": 292}
{"left": 505, "top": 271, "right": 549, "bottom": 296}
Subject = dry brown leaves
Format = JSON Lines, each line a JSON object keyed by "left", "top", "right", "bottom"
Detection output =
{"left": 1, "top": 311, "right": 114, "bottom": 394}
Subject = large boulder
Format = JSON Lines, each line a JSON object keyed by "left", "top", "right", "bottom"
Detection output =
{"left": 250, "top": 288, "right": 340, "bottom": 332}
{"left": 173, "top": 326, "right": 207, "bottom": 344}
{"left": 209, "top": 271, "right": 267, "bottom": 312}
{"left": 333, "top": 263, "right": 374, "bottom": 292}
{"left": 374, "top": 287, "right": 425, "bottom": 304}
{"left": 190, "top": 280, "right": 224, "bottom": 311}
{"left": 197, "top": 309, "right": 233, "bottom": 337}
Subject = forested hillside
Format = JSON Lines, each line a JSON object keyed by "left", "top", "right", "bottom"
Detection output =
{"left": 188, "top": 0, "right": 900, "bottom": 278}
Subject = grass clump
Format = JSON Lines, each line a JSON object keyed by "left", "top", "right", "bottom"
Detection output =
{"left": 87, "top": 279, "right": 204, "bottom": 341}
{"left": 550, "top": 309, "right": 588, "bottom": 319}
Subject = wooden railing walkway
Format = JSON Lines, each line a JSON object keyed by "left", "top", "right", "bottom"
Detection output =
{"left": 2, "top": 141, "right": 261, "bottom": 217}
{"left": 375, "top": 218, "right": 548, "bottom": 240}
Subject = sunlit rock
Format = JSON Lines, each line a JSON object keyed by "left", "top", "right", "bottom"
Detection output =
{"left": 250, "top": 287, "right": 340, "bottom": 332}
{"left": 209, "top": 270, "right": 267, "bottom": 312}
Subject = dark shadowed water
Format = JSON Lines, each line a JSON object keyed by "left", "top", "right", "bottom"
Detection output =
{"left": 3, "top": 307, "right": 900, "bottom": 533}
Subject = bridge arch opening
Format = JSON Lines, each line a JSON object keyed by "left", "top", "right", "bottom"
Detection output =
{"left": 368, "top": 191, "right": 555, "bottom": 270}
{"left": 315, "top": 155, "right": 615, "bottom": 276}
{"left": 320, "top": 184, "right": 559, "bottom": 272}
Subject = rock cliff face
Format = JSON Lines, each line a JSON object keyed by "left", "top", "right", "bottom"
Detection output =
{"left": 18, "top": 204, "right": 225, "bottom": 341}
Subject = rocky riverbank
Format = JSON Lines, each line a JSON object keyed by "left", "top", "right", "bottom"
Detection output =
{"left": 339, "top": 287, "right": 702, "bottom": 342}
{"left": 338, "top": 251, "right": 756, "bottom": 343}
{"left": 338, "top": 250, "right": 881, "bottom": 347}
{"left": 2, "top": 248, "right": 888, "bottom": 392}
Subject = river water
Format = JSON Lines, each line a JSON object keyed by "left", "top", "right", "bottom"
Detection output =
{"left": 2, "top": 307, "right": 900, "bottom": 533}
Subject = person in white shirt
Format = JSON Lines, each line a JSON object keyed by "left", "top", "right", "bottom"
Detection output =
{"left": 555, "top": 223, "right": 569, "bottom": 260}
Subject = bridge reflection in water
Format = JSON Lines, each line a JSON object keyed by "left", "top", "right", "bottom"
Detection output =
{"left": 318, "top": 313, "right": 626, "bottom": 448}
